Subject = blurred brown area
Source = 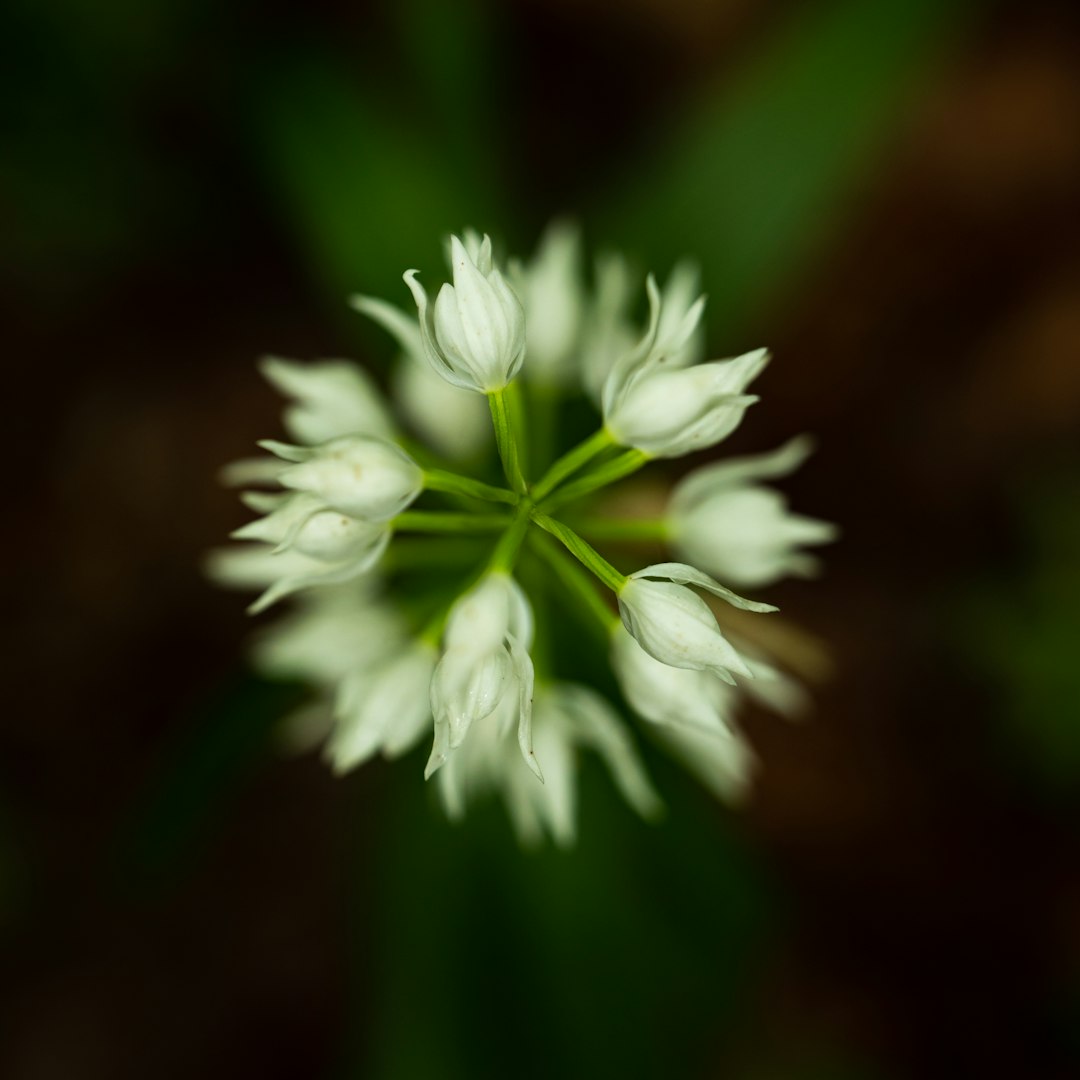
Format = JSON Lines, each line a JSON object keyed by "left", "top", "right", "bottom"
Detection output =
{"left": 2, "top": 0, "right": 1080, "bottom": 1077}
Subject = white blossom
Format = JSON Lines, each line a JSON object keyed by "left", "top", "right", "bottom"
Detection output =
{"left": 437, "top": 682, "right": 661, "bottom": 846}
{"left": 602, "top": 275, "right": 768, "bottom": 458}
{"left": 219, "top": 358, "right": 394, "bottom": 488}
{"left": 251, "top": 582, "right": 405, "bottom": 686}
{"left": 670, "top": 436, "right": 839, "bottom": 588}
{"left": 258, "top": 356, "right": 395, "bottom": 445}
{"left": 427, "top": 572, "right": 539, "bottom": 780}
{"left": 512, "top": 219, "right": 584, "bottom": 386}
{"left": 653, "top": 261, "right": 707, "bottom": 369}
{"left": 651, "top": 722, "right": 757, "bottom": 803}
{"left": 225, "top": 491, "right": 389, "bottom": 613}
{"left": 617, "top": 562, "right": 776, "bottom": 682}
{"left": 581, "top": 253, "right": 639, "bottom": 401}
{"left": 350, "top": 293, "right": 490, "bottom": 459}
{"left": 327, "top": 639, "right": 438, "bottom": 773}
{"left": 404, "top": 233, "right": 526, "bottom": 393}
{"left": 611, "top": 625, "right": 739, "bottom": 733}
{"left": 259, "top": 436, "right": 422, "bottom": 523}
{"left": 212, "top": 222, "right": 835, "bottom": 835}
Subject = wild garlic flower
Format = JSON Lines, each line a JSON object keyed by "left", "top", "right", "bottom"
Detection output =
{"left": 510, "top": 220, "right": 585, "bottom": 387}
{"left": 213, "top": 224, "right": 835, "bottom": 843}
{"left": 669, "top": 436, "right": 839, "bottom": 588}
{"left": 600, "top": 275, "right": 768, "bottom": 458}
{"left": 427, "top": 571, "right": 539, "bottom": 781}
{"left": 405, "top": 234, "right": 526, "bottom": 393}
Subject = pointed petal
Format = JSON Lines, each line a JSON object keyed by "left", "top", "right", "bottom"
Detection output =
{"left": 631, "top": 562, "right": 779, "bottom": 613}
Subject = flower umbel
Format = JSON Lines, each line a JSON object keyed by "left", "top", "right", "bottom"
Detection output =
{"left": 212, "top": 226, "right": 836, "bottom": 844}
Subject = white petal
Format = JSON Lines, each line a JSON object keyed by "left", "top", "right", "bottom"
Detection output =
{"left": 259, "top": 356, "right": 395, "bottom": 444}
{"left": 392, "top": 353, "right": 490, "bottom": 459}
{"left": 278, "top": 437, "right": 422, "bottom": 522}
{"left": 553, "top": 684, "right": 662, "bottom": 820}
{"left": 631, "top": 562, "right": 778, "bottom": 614}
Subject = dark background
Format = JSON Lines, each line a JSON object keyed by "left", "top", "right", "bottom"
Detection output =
{"left": 3, "top": 0, "right": 1079, "bottom": 1076}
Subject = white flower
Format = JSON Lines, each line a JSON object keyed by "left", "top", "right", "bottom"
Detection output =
{"left": 611, "top": 625, "right": 738, "bottom": 733}
{"left": 651, "top": 722, "right": 757, "bottom": 803}
{"left": 512, "top": 220, "right": 584, "bottom": 386}
{"left": 653, "top": 261, "right": 707, "bottom": 369}
{"left": 670, "top": 436, "right": 839, "bottom": 588}
{"left": 227, "top": 492, "right": 390, "bottom": 613}
{"left": 426, "top": 572, "right": 539, "bottom": 780}
{"left": 251, "top": 583, "right": 405, "bottom": 686}
{"left": 437, "top": 682, "right": 661, "bottom": 846}
{"left": 258, "top": 356, "right": 395, "bottom": 445}
{"left": 404, "top": 233, "right": 526, "bottom": 393}
{"left": 606, "top": 349, "right": 767, "bottom": 458}
{"left": 617, "top": 562, "right": 776, "bottom": 682}
{"left": 581, "top": 253, "right": 639, "bottom": 401}
{"left": 219, "top": 358, "right": 395, "bottom": 487}
{"left": 252, "top": 585, "right": 404, "bottom": 757}
{"left": 232, "top": 491, "right": 388, "bottom": 564}
{"left": 205, "top": 543, "right": 331, "bottom": 592}
{"left": 259, "top": 436, "right": 422, "bottom": 522}
{"left": 350, "top": 293, "right": 490, "bottom": 459}
{"left": 327, "top": 639, "right": 438, "bottom": 773}
{"left": 602, "top": 275, "right": 767, "bottom": 458}
{"left": 392, "top": 355, "right": 491, "bottom": 459}
{"left": 536, "top": 683, "right": 662, "bottom": 826}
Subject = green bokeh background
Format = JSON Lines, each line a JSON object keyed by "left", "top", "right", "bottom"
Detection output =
{"left": 3, "top": 0, "right": 1079, "bottom": 1076}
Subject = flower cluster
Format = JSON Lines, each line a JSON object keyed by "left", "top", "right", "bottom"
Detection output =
{"left": 209, "top": 224, "right": 836, "bottom": 844}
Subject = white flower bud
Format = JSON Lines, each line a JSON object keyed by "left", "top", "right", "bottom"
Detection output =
{"left": 669, "top": 436, "right": 839, "bottom": 588}
{"left": 611, "top": 626, "right": 738, "bottom": 732}
{"left": 581, "top": 253, "right": 639, "bottom": 401}
{"left": 653, "top": 261, "right": 707, "bottom": 369}
{"left": 606, "top": 347, "right": 768, "bottom": 458}
{"left": 513, "top": 220, "right": 584, "bottom": 386}
{"left": 261, "top": 436, "right": 422, "bottom": 522}
{"left": 233, "top": 490, "right": 389, "bottom": 566}
{"left": 258, "top": 356, "right": 395, "bottom": 445}
{"left": 328, "top": 640, "right": 438, "bottom": 772}
{"left": 404, "top": 234, "right": 526, "bottom": 393}
{"left": 253, "top": 586, "right": 406, "bottom": 686}
{"left": 600, "top": 272, "right": 766, "bottom": 457}
{"left": 227, "top": 491, "right": 390, "bottom": 613}
{"left": 616, "top": 562, "right": 776, "bottom": 682}
{"left": 435, "top": 682, "right": 660, "bottom": 847}
{"left": 427, "top": 572, "right": 539, "bottom": 781}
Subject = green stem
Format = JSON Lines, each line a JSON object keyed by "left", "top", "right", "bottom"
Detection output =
{"left": 530, "top": 512, "right": 627, "bottom": 592}
{"left": 488, "top": 503, "right": 533, "bottom": 573}
{"left": 531, "top": 428, "right": 614, "bottom": 501}
{"left": 541, "top": 449, "right": 651, "bottom": 510}
{"left": 424, "top": 468, "right": 517, "bottom": 506}
{"left": 488, "top": 388, "right": 528, "bottom": 495}
{"left": 393, "top": 510, "right": 510, "bottom": 534}
{"left": 574, "top": 518, "right": 669, "bottom": 542}
{"left": 528, "top": 532, "right": 620, "bottom": 636}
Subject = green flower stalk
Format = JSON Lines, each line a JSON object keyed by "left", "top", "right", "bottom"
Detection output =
{"left": 208, "top": 226, "right": 837, "bottom": 846}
